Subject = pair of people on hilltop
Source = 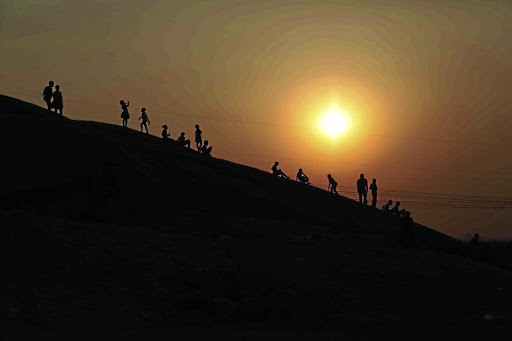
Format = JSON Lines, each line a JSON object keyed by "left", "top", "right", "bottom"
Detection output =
{"left": 355, "top": 174, "right": 378, "bottom": 208}
{"left": 42, "top": 81, "right": 64, "bottom": 115}
{"left": 119, "top": 101, "right": 150, "bottom": 133}
{"left": 161, "top": 123, "right": 210, "bottom": 155}
{"left": 161, "top": 125, "right": 192, "bottom": 148}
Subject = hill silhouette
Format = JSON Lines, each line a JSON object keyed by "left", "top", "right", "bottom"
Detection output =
{"left": 1, "top": 94, "right": 511, "bottom": 338}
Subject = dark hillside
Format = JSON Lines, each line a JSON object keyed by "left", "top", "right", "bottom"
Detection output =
{"left": 1, "top": 95, "right": 511, "bottom": 338}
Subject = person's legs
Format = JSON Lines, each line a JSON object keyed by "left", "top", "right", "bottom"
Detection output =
{"left": 185, "top": 140, "right": 191, "bottom": 148}
{"left": 144, "top": 122, "right": 148, "bottom": 133}
{"left": 358, "top": 191, "right": 363, "bottom": 203}
{"left": 363, "top": 192, "right": 367, "bottom": 205}
{"left": 371, "top": 194, "right": 377, "bottom": 207}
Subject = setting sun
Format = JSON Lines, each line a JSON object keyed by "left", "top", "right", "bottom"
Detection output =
{"left": 319, "top": 107, "right": 351, "bottom": 138}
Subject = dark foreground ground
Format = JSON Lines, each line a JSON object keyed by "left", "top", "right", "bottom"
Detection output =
{"left": 1, "top": 95, "right": 511, "bottom": 339}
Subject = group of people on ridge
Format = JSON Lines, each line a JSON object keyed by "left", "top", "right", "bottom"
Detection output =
{"left": 42, "top": 81, "right": 64, "bottom": 115}
{"left": 118, "top": 99, "right": 213, "bottom": 156}
{"left": 271, "top": 161, "right": 413, "bottom": 223}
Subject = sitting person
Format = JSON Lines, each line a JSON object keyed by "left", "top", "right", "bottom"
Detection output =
{"left": 177, "top": 132, "right": 191, "bottom": 148}
{"left": 390, "top": 201, "right": 401, "bottom": 215}
{"left": 161, "top": 125, "right": 170, "bottom": 139}
{"left": 382, "top": 200, "right": 393, "bottom": 212}
{"left": 402, "top": 211, "right": 413, "bottom": 226}
{"left": 296, "top": 168, "right": 310, "bottom": 184}
{"left": 200, "top": 140, "right": 212, "bottom": 156}
{"left": 271, "top": 162, "right": 290, "bottom": 179}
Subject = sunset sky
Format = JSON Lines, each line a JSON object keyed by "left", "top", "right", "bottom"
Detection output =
{"left": 1, "top": 0, "right": 511, "bottom": 238}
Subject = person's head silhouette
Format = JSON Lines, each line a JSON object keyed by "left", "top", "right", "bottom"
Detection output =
{"left": 141, "top": 107, "right": 146, "bottom": 112}
{"left": 120, "top": 100, "right": 125, "bottom": 105}
{"left": 388, "top": 200, "right": 393, "bottom": 204}
{"left": 56, "top": 85, "right": 60, "bottom": 91}
{"left": 275, "top": 161, "right": 279, "bottom": 166}
{"left": 360, "top": 173, "right": 364, "bottom": 178}
{"left": 327, "top": 174, "right": 332, "bottom": 179}
{"left": 195, "top": 124, "right": 199, "bottom": 129}
{"left": 162, "top": 124, "right": 168, "bottom": 129}
{"left": 372, "top": 179, "right": 376, "bottom": 183}
{"left": 204, "top": 140, "right": 209, "bottom": 145}
{"left": 299, "top": 168, "right": 303, "bottom": 173}
{"left": 49, "top": 81, "right": 54, "bottom": 87}
{"left": 396, "top": 201, "right": 400, "bottom": 206}
{"left": 181, "top": 132, "right": 185, "bottom": 136}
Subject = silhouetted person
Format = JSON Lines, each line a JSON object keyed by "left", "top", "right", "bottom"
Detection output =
{"left": 120, "top": 100, "right": 130, "bottom": 127}
{"left": 370, "top": 179, "right": 378, "bottom": 208}
{"left": 271, "top": 162, "right": 290, "bottom": 179}
{"left": 200, "top": 140, "right": 212, "bottom": 156}
{"left": 398, "top": 208, "right": 406, "bottom": 218}
{"left": 139, "top": 108, "right": 150, "bottom": 133}
{"left": 357, "top": 173, "right": 368, "bottom": 204}
{"left": 162, "top": 125, "right": 170, "bottom": 139}
{"left": 390, "top": 201, "right": 401, "bottom": 215}
{"left": 402, "top": 211, "right": 414, "bottom": 227}
{"left": 51, "top": 85, "right": 64, "bottom": 115}
{"left": 470, "top": 233, "right": 480, "bottom": 246}
{"left": 382, "top": 200, "right": 392, "bottom": 212}
{"left": 42, "top": 81, "right": 54, "bottom": 111}
{"left": 195, "top": 124, "right": 203, "bottom": 150}
{"left": 178, "top": 132, "right": 191, "bottom": 148}
{"left": 327, "top": 174, "right": 339, "bottom": 195}
{"left": 296, "top": 168, "right": 310, "bottom": 184}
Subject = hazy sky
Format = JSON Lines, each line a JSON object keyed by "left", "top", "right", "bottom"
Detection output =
{"left": 1, "top": 0, "right": 511, "bottom": 238}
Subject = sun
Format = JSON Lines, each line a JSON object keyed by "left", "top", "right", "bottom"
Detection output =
{"left": 319, "top": 107, "right": 351, "bottom": 138}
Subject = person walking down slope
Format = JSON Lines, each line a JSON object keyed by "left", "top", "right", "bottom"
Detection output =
{"left": 327, "top": 174, "right": 339, "bottom": 195}
{"left": 162, "top": 125, "right": 170, "bottom": 139}
{"left": 177, "top": 132, "right": 191, "bottom": 148}
{"left": 271, "top": 162, "right": 290, "bottom": 179}
{"left": 51, "top": 85, "right": 64, "bottom": 115}
{"left": 120, "top": 100, "right": 130, "bottom": 127}
{"left": 370, "top": 179, "right": 378, "bottom": 208}
{"left": 195, "top": 124, "right": 203, "bottom": 151}
{"left": 139, "top": 108, "right": 150, "bottom": 133}
{"left": 296, "top": 168, "right": 310, "bottom": 185}
{"left": 357, "top": 173, "right": 368, "bottom": 205}
{"left": 42, "top": 81, "right": 54, "bottom": 111}
{"left": 200, "top": 140, "right": 213, "bottom": 156}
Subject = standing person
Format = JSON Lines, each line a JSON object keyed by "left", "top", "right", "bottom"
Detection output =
{"left": 370, "top": 179, "right": 378, "bottom": 208}
{"left": 327, "top": 174, "right": 339, "bottom": 195}
{"left": 51, "top": 85, "right": 63, "bottom": 115}
{"left": 42, "top": 81, "right": 54, "bottom": 111}
{"left": 357, "top": 173, "right": 368, "bottom": 204}
{"left": 161, "top": 125, "right": 170, "bottom": 139}
{"left": 195, "top": 124, "right": 203, "bottom": 150}
{"left": 120, "top": 100, "right": 130, "bottom": 127}
{"left": 139, "top": 108, "right": 150, "bottom": 133}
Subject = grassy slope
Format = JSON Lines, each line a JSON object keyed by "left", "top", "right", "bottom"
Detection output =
{"left": 1, "top": 95, "right": 511, "bottom": 338}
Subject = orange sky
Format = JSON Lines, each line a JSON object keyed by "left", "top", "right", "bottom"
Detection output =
{"left": 1, "top": 0, "right": 511, "bottom": 238}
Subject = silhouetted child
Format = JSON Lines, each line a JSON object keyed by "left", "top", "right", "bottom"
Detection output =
{"left": 382, "top": 200, "right": 392, "bottom": 212}
{"left": 370, "top": 179, "right": 378, "bottom": 208}
{"left": 42, "top": 81, "right": 54, "bottom": 111}
{"left": 398, "top": 208, "right": 406, "bottom": 218}
{"left": 327, "top": 174, "right": 339, "bottom": 195}
{"left": 296, "top": 168, "right": 310, "bottom": 184}
{"left": 402, "top": 211, "right": 414, "bottom": 227}
{"left": 271, "top": 162, "right": 290, "bottom": 179}
{"left": 120, "top": 100, "right": 130, "bottom": 127}
{"left": 51, "top": 85, "right": 63, "bottom": 115}
{"left": 390, "top": 201, "right": 401, "bottom": 215}
{"left": 200, "top": 140, "right": 212, "bottom": 156}
{"left": 178, "top": 132, "right": 191, "bottom": 148}
{"left": 357, "top": 173, "right": 368, "bottom": 204}
{"left": 162, "top": 125, "right": 170, "bottom": 139}
{"left": 195, "top": 124, "right": 203, "bottom": 150}
{"left": 139, "top": 108, "right": 150, "bottom": 133}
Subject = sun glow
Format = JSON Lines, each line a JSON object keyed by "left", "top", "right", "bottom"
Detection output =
{"left": 319, "top": 107, "right": 351, "bottom": 138}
